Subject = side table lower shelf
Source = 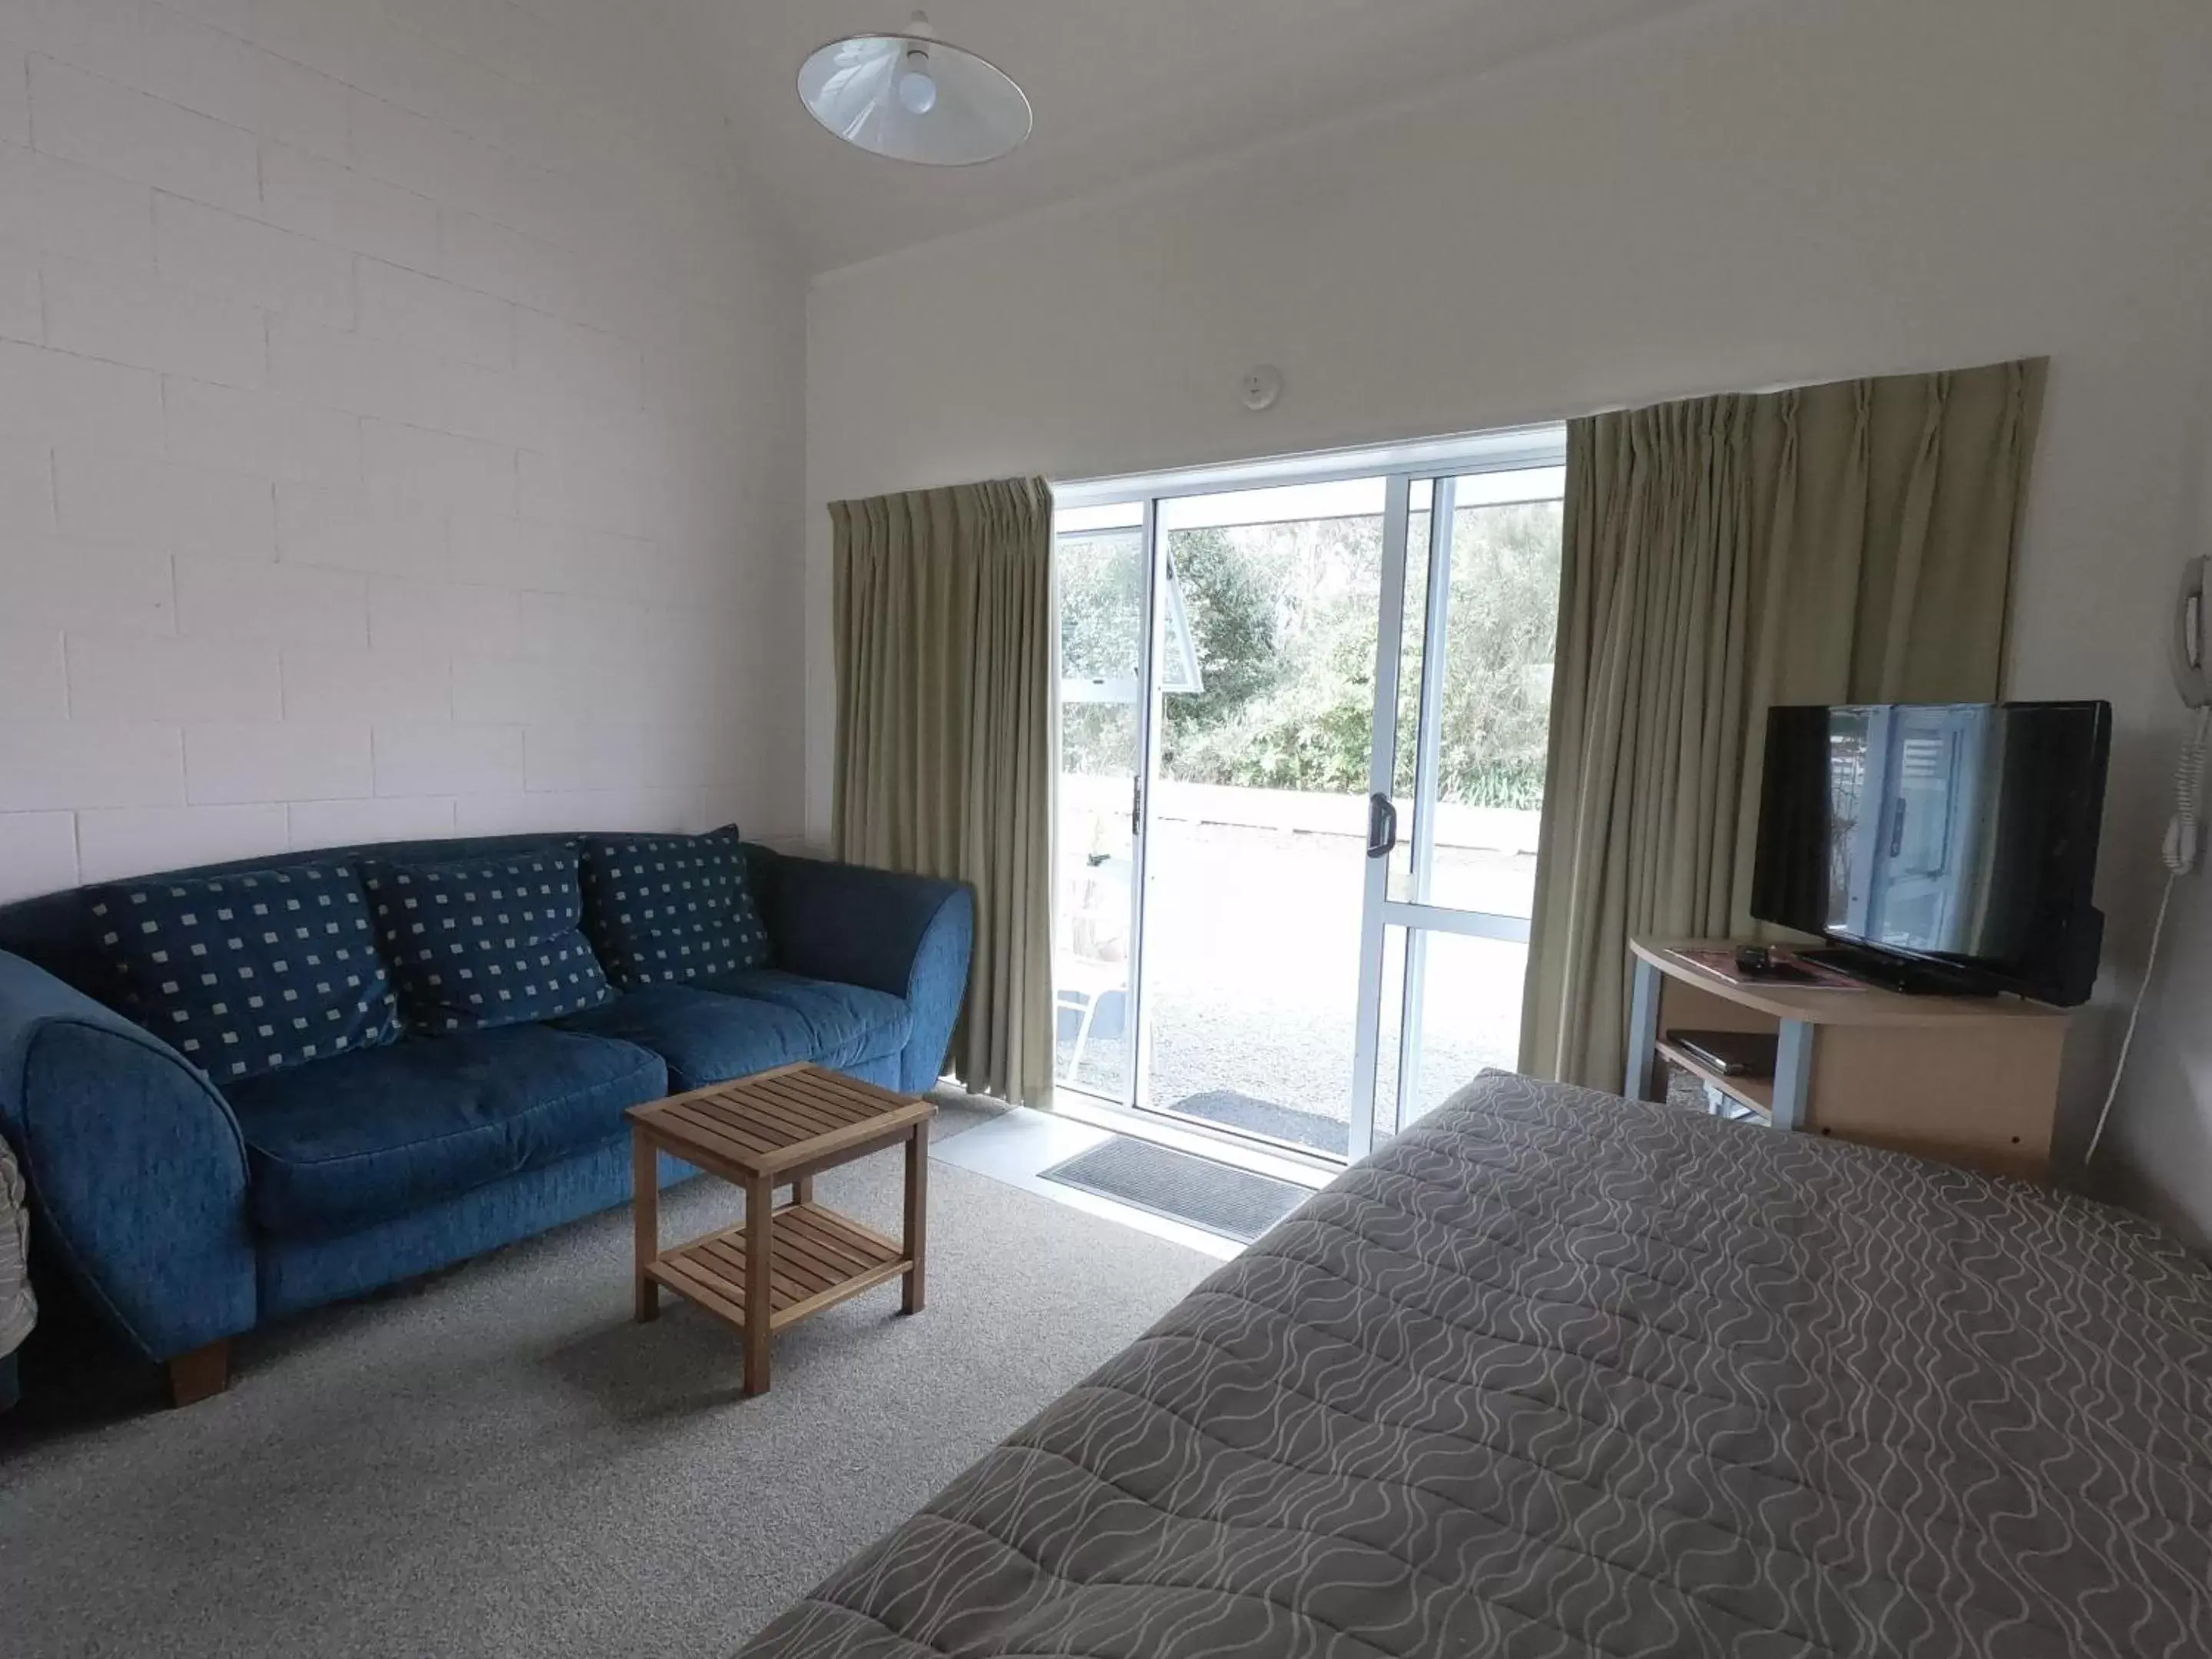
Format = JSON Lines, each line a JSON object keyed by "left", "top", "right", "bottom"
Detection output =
{"left": 646, "top": 1201, "right": 912, "bottom": 1335}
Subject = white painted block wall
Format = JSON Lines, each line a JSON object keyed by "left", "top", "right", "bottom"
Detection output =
{"left": 0, "top": 0, "right": 805, "bottom": 903}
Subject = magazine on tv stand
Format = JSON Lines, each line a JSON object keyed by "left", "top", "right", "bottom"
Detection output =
{"left": 1675, "top": 945, "right": 1866, "bottom": 990}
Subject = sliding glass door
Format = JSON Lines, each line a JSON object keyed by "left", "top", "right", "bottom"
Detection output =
{"left": 1361, "top": 467, "right": 1565, "bottom": 1152}
{"left": 1052, "top": 432, "right": 1565, "bottom": 1161}
{"left": 1140, "top": 479, "right": 1392, "bottom": 1157}
{"left": 1052, "top": 502, "right": 1150, "bottom": 1102}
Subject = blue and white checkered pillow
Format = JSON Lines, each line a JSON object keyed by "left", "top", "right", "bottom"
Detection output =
{"left": 360, "top": 849, "right": 615, "bottom": 1034}
{"left": 578, "top": 828, "right": 770, "bottom": 988}
{"left": 86, "top": 865, "right": 402, "bottom": 1082}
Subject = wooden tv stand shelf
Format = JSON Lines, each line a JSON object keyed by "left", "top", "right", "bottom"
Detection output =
{"left": 1625, "top": 939, "right": 2070, "bottom": 1182}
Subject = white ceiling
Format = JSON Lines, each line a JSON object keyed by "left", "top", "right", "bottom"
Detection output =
{"left": 661, "top": 0, "right": 1728, "bottom": 273}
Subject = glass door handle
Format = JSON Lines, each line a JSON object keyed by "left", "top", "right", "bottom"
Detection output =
{"left": 1366, "top": 793, "right": 1398, "bottom": 859}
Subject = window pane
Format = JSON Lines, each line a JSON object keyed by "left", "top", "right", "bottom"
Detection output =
{"left": 1057, "top": 500, "right": 1144, "bottom": 535}
{"left": 1058, "top": 529, "right": 1144, "bottom": 683}
{"left": 1141, "top": 488, "right": 1383, "bottom": 1158}
{"left": 1055, "top": 523, "right": 1143, "bottom": 1100}
{"left": 1376, "top": 926, "right": 1528, "bottom": 1136}
{"left": 1420, "top": 494, "right": 1560, "bottom": 917}
{"left": 1158, "top": 477, "right": 1384, "bottom": 532}
{"left": 1387, "top": 477, "right": 1561, "bottom": 916}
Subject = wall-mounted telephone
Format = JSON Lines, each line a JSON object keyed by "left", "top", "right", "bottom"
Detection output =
{"left": 2092, "top": 556, "right": 2212, "bottom": 1161}
{"left": 2165, "top": 556, "right": 2209, "bottom": 875}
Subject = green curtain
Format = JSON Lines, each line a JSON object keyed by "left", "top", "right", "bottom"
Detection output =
{"left": 831, "top": 477, "right": 1055, "bottom": 1105}
{"left": 1519, "top": 359, "right": 2048, "bottom": 1091}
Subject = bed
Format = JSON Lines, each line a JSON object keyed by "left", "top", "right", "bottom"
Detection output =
{"left": 738, "top": 1071, "right": 2212, "bottom": 1657}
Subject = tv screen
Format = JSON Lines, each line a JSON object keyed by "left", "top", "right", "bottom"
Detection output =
{"left": 1750, "top": 701, "right": 2111, "bottom": 1004}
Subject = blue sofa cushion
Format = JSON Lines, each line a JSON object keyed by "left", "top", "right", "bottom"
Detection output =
{"left": 362, "top": 849, "right": 614, "bottom": 1034}
{"left": 223, "top": 1025, "right": 665, "bottom": 1237}
{"left": 555, "top": 986, "right": 817, "bottom": 1092}
{"left": 697, "top": 969, "right": 913, "bottom": 1071}
{"left": 578, "top": 829, "right": 770, "bottom": 988}
{"left": 84, "top": 864, "right": 400, "bottom": 1082}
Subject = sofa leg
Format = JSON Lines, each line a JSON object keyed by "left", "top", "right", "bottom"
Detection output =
{"left": 167, "top": 1339, "right": 230, "bottom": 1407}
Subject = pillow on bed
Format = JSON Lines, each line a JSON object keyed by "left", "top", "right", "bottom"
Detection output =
{"left": 85, "top": 863, "right": 401, "bottom": 1081}
{"left": 577, "top": 827, "right": 770, "bottom": 988}
{"left": 360, "top": 849, "right": 614, "bottom": 1034}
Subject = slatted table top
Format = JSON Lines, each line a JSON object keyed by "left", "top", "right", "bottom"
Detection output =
{"left": 627, "top": 1063, "right": 933, "bottom": 1177}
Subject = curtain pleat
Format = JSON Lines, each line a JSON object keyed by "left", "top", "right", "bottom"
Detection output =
{"left": 830, "top": 478, "right": 1056, "bottom": 1104}
{"left": 1522, "top": 358, "right": 2047, "bottom": 1091}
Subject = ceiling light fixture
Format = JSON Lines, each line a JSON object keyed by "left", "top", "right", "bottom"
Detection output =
{"left": 797, "top": 12, "right": 1031, "bottom": 166}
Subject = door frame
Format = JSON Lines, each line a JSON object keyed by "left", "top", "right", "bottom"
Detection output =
{"left": 1345, "top": 472, "right": 1413, "bottom": 1161}
{"left": 1053, "top": 422, "right": 1568, "bottom": 1162}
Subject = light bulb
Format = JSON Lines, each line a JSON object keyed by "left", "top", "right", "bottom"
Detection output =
{"left": 898, "top": 46, "right": 936, "bottom": 114}
{"left": 897, "top": 69, "right": 937, "bottom": 114}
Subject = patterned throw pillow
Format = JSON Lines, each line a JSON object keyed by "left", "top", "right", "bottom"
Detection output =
{"left": 578, "top": 827, "right": 770, "bottom": 988}
{"left": 360, "top": 849, "right": 615, "bottom": 1034}
{"left": 86, "top": 865, "right": 402, "bottom": 1082}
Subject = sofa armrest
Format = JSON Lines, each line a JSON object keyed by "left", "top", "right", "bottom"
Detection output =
{"left": 0, "top": 951, "right": 256, "bottom": 1362}
{"left": 746, "top": 849, "right": 975, "bottom": 1094}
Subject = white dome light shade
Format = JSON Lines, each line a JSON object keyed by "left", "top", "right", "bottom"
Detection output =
{"left": 798, "top": 19, "right": 1031, "bottom": 166}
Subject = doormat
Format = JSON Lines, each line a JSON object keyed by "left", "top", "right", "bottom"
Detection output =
{"left": 1039, "top": 1137, "right": 1310, "bottom": 1245}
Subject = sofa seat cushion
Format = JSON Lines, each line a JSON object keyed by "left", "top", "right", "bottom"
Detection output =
{"left": 224, "top": 1026, "right": 665, "bottom": 1237}
{"left": 554, "top": 985, "right": 816, "bottom": 1093}
{"left": 697, "top": 969, "right": 913, "bottom": 1071}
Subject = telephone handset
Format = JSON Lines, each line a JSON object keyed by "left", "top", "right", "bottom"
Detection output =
{"left": 2165, "top": 556, "right": 2209, "bottom": 873}
{"left": 2174, "top": 556, "right": 2208, "bottom": 709}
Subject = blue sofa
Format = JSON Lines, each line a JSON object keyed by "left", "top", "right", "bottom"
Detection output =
{"left": 0, "top": 833, "right": 972, "bottom": 1406}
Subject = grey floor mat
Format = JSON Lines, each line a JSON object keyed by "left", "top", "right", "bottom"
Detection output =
{"left": 1039, "top": 1136, "right": 1310, "bottom": 1244}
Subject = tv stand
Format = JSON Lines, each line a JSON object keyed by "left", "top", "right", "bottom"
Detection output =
{"left": 1624, "top": 938, "right": 2069, "bottom": 1182}
{"left": 1796, "top": 942, "right": 1998, "bottom": 998}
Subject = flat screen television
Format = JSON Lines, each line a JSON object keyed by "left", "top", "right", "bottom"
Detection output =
{"left": 1750, "top": 700, "right": 2111, "bottom": 1004}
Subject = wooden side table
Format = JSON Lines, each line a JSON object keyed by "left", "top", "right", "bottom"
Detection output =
{"left": 627, "top": 1063, "right": 934, "bottom": 1396}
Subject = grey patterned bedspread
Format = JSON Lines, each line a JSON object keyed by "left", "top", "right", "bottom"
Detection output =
{"left": 740, "top": 1071, "right": 2212, "bottom": 1657}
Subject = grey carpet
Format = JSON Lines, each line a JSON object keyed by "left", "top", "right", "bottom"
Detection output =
{"left": 0, "top": 1095, "right": 1214, "bottom": 1658}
